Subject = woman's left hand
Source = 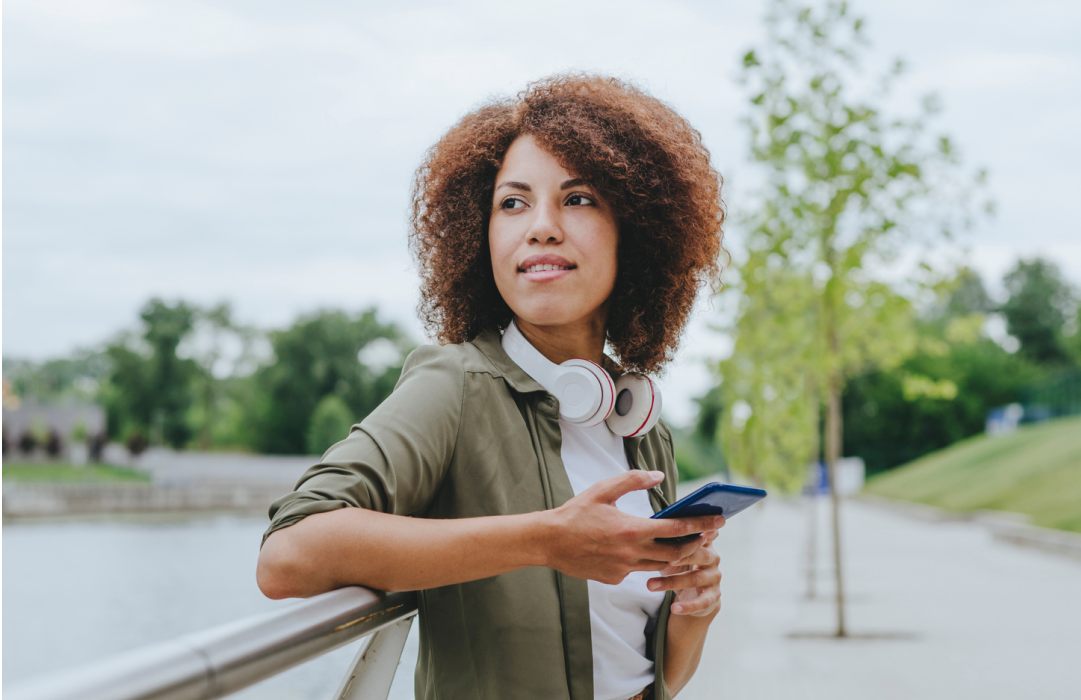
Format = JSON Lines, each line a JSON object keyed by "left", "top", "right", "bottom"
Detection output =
{"left": 646, "top": 529, "right": 721, "bottom": 617}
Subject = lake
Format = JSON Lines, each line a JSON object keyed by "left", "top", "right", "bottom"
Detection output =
{"left": 2, "top": 513, "right": 418, "bottom": 699}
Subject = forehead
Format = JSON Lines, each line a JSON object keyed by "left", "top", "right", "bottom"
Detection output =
{"left": 496, "top": 135, "right": 579, "bottom": 183}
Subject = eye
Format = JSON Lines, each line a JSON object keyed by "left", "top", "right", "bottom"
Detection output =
{"left": 500, "top": 197, "right": 527, "bottom": 210}
{"left": 565, "top": 193, "right": 595, "bottom": 207}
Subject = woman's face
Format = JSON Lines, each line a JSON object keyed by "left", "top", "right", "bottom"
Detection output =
{"left": 489, "top": 135, "right": 619, "bottom": 331}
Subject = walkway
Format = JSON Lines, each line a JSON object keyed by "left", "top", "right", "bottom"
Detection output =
{"left": 679, "top": 493, "right": 1081, "bottom": 699}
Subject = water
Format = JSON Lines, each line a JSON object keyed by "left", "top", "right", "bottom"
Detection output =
{"left": 2, "top": 514, "right": 418, "bottom": 699}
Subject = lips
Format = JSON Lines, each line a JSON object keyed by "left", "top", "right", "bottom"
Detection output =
{"left": 518, "top": 254, "right": 576, "bottom": 274}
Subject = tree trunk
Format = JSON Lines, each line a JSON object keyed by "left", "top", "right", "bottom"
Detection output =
{"left": 199, "top": 380, "right": 214, "bottom": 451}
{"left": 805, "top": 375, "right": 821, "bottom": 600}
{"left": 805, "top": 488, "right": 818, "bottom": 599}
{"left": 825, "top": 372, "right": 847, "bottom": 637}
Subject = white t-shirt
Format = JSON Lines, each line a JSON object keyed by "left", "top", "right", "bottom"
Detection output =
{"left": 502, "top": 323, "right": 664, "bottom": 700}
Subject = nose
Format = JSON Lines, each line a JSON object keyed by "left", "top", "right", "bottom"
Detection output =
{"left": 527, "top": 201, "right": 564, "bottom": 244}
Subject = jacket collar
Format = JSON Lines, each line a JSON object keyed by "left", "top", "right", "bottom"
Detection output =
{"left": 470, "top": 328, "right": 548, "bottom": 395}
{"left": 472, "top": 327, "right": 664, "bottom": 505}
{"left": 470, "top": 327, "right": 652, "bottom": 448}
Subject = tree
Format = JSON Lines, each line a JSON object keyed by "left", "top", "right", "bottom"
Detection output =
{"left": 103, "top": 299, "right": 199, "bottom": 448}
{"left": 3, "top": 351, "right": 111, "bottom": 403}
{"left": 844, "top": 267, "right": 1041, "bottom": 474}
{"left": 306, "top": 394, "right": 355, "bottom": 456}
{"left": 724, "top": 0, "right": 988, "bottom": 636}
{"left": 180, "top": 303, "right": 261, "bottom": 450}
{"left": 672, "top": 385, "right": 729, "bottom": 482}
{"left": 252, "top": 309, "right": 410, "bottom": 454}
{"left": 1002, "top": 259, "right": 1077, "bottom": 366}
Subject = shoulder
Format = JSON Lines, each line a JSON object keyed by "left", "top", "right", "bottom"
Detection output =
{"left": 399, "top": 339, "right": 494, "bottom": 382}
{"left": 390, "top": 339, "right": 505, "bottom": 422}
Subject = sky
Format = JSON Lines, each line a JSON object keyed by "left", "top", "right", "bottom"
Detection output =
{"left": 3, "top": 0, "right": 1080, "bottom": 426}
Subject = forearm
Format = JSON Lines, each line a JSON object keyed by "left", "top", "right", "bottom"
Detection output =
{"left": 663, "top": 609, "right": 717, "bottom": 696}
{"left": 258, "top": 507, "right": 551, "bottom": 598}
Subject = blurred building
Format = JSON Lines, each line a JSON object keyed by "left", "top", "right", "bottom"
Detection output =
{"left": 2, "top": 392, "right": 106, "bottom": 463}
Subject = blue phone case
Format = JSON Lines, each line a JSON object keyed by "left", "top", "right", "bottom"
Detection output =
{"left": 651, "top": 483, "right": 767, "bottom": 543}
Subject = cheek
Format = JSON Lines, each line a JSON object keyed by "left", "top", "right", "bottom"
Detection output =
{"left": 488, "top": 227, "right": 516, "bottom": 288}
{"left": 593, "top": 229, "right": 620, "bottom": 289}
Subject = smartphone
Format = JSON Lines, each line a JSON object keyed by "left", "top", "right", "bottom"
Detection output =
{"left": 652, "top": 482, "right": 767, "bottom": 544}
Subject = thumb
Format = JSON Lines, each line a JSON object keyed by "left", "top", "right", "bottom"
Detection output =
{"left": 586, "top": 470, "right": 664, "bottom": 504}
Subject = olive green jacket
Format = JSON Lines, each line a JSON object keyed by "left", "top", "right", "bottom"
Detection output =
{"left": 265, "top": 329, "right": 678, "bottom": 700}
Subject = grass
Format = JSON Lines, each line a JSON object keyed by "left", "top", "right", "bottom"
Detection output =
{"left": 2, "top": 462, "right": 150, "bottom": 484}
{"left": 864, "top": 415, "right": 1081, "bottom": 533}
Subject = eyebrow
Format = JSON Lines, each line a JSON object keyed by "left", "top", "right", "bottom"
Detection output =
{"left": 495, "top": 178, "right": 589, "bottom": 193}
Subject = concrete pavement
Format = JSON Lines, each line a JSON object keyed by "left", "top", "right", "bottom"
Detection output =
{"left": 678, "top": 493, "right": 1081, "bottom": 699}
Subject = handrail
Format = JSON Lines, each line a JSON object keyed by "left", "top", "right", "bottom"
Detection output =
{"left": 9, "top": 587, "right": 418, "bottom": 700}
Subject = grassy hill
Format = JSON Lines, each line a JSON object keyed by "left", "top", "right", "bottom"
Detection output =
{"left": 863, "top": 415, "right": 1081, "bottom": 533}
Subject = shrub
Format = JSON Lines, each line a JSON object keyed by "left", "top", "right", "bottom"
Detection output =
{"left": 18, "top": 431, "right": 37, "bottom": 455}
{"left": 45, "top": 430, "right": 62, "bottom": 458}
{"left": 89, "top": 432, "right": 106, "bottom": 462}
{"left": 126, "top": 431, "right": 149, "bottom": 458}
{"left": 306, "top": 395, "right": 355, "bottom": 456}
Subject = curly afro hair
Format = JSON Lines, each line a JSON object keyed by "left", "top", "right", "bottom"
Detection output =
{"left": 410, "top": 73, "right": 725, "bottom": 374}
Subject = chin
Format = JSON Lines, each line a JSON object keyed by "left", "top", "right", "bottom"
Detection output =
{"left": 512, "top": 300, "right": 597, "bottom": 329}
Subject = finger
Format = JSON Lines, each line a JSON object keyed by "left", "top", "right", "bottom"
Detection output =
{"left": 652, "top": 515, "right": 725, "bottom": 540}
{"left": 672, "top": 545, "right": 720, "bottom": 569}
{"left": 671, "top": 589, "right": 720, "bottom": 616}
{"left": 646, "top": 567, "right": 721, "bottom": 593}
{"left": 627, "top": 558, "right": 677, "bottom": 573}
{"left": 640, "top": 533, "right": 706, "bottom": 562}
{"left": 585, "top": 470, "right": 664, "bottom": 504}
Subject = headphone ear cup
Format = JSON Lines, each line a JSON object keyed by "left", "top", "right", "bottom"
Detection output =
{"left": 605, "top": 375, "right": 662, "bottom": 437}
{"left": 557, "top": 359, "right": 615, "bottom": 427}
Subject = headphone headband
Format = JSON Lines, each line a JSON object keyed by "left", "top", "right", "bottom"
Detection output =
{"left": 502, "top": 320, "right": 662, "bottom": 437}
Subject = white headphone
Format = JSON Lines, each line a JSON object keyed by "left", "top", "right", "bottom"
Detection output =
{"left": 503, "top": 321, "right": 663, "bottom": 437}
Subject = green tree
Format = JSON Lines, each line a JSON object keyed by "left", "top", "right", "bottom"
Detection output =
{"left": 671, "top": 385, "right": 728, "bottom": 482}
{"left": 306, "top": 394, "right": 356, "bottom": 456}
{"left": 842, "top": 266, "right": 1041, "bottom": 474}
{"left": 1064, "top": 306, "right": 1081, "bottom": 367}
{"left": 103, "top": 299, "right": 199, "bottom": 448}
{"left": 181, "top": 303, "right": 262, "bottom": 450}
{"left": 1002, "top": 259, "right": 1077, "bottom": 366}
{"left": 724, "top": 0, "right": 988, "bottom": 636}
{"left": 844, "top": 341, "right": 1039, "bottom": 474}
{"left": 253, "top": 309, "right": 410, "bottom": 454}
{"left": 3, "top": 351, "right": 111, "bottom": 403}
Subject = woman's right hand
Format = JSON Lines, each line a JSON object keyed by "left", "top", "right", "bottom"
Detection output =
{"left": 544, "top": 470, "right": 724, "bottom": 585}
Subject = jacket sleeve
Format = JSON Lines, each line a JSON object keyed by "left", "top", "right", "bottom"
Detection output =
{"left": 262, "top": 344, "right": 464, "bottom": 545}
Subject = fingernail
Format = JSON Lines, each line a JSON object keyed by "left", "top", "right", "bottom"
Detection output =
{"left": 673, "top": 604, "right": 684, "bottom": 613}
{"left": 714, "top": 517, "right": 725, "bottom": 528}
{"left": 648, "top": 580, "right": 660, "bottom": 591}
{"left": 649, "top": 471, "right": 664, "bottom": 480}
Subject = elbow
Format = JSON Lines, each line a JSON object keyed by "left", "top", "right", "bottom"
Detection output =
{"left": 257, "top": 531, "right": 308, "bottom": 600}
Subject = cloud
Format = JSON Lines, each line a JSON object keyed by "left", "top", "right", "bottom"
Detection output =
{"left": 911, "top": 51, "right": 1078, "bottom": 91}
{"left": 6, "top": 0, "right": 375, "bottom": 61}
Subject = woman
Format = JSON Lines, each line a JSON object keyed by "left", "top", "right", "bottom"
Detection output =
{"left": 257, "top": 74, "right": 725, "bottom": 700}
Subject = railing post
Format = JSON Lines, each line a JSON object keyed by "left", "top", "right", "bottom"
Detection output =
{"left": 332, "top": 616, "right": 415, "bottom": 700}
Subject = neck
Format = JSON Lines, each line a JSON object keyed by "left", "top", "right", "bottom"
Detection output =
{"left": 513, "top": 314, "right": 607, "bottom": 366}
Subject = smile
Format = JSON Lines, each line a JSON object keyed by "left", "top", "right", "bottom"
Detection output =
{"left": 521, "top": 264, "right": 574, "bottom": 273}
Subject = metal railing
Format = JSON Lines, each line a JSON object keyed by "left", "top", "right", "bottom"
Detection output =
{"left": 9, "top": 587, "right": 418, "bottom": 700}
